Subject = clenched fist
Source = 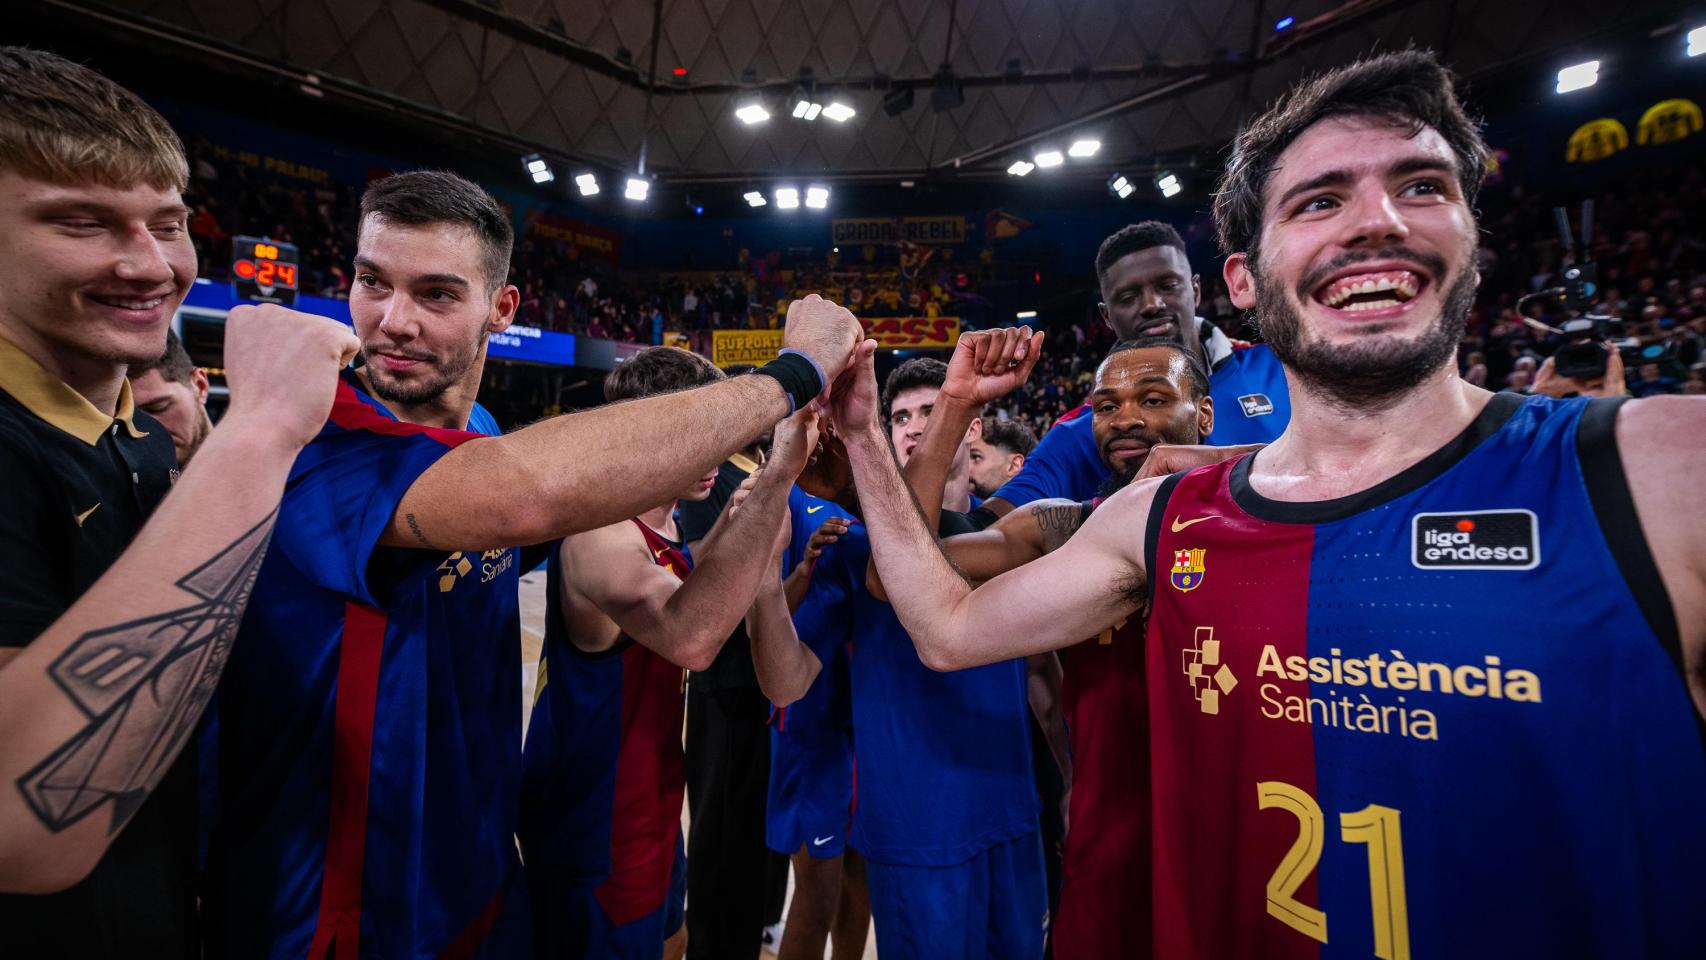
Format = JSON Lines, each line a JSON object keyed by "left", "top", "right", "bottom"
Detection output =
{"left": 222, "top": 304, "right": 360, "bottom": 450}
{"left": 782, "top": 295, "right": 862, "bottom": 383}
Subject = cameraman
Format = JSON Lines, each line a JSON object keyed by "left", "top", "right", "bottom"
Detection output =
{"left": 1531, "top": 342, "right": 1629, "bottom": 399}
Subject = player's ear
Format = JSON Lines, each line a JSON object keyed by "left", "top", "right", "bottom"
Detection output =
{"left": 489, "top": 283, "right": 520, "bottom": 333}
{"left": 1190, "top": 273, "right": 1202, "bottom": 306}
{"left": 191, "top": 367, "right": 210, "bottom": 403}
{"left": 1096, "top": 300, "right": 1110, "bottom": 324}
{"left": 1224, "top": 254, "right": 1257, "bottom": 310}
{"left": 1196, "top": 395, "right": 1214, "bottom": 438}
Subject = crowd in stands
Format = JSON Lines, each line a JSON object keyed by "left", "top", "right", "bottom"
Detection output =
{"left": 179, "top": 130, "right": 1705, "bottom": 429}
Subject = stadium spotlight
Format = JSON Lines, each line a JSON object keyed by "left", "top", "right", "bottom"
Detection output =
{"left": 822, "top": 101, "right": 856, "bottom": 122}
{"left": 793, "top": 98, "right": 823, "bottom": 120}
{"left": 743, "top": 190, "right": 768, "bottom": 208}
{"left": 1688, "top": 26, "right": 1705, "bottom": 57}
{"left": 775, "top": 187, "right": 800, "bottom": 209}
{"left": 1156, "top": 172, "right": 1181, "bottom": 198}
{"left": 805, "top": 185, "right": 830, "bottom": 209}
{"left": 574, "top": 172, "right": 599, "bottom": 196}
{"left": 1555, "top": 60, "right": 1599, "bottom": 94}
{"left": 1108, "top": 173, "right": 1135, "bottom": 199}
{"left": 1016, "top": 310, "right": 1038, "bottom": 320}
{"left": 523, "top": 153, "right": 553, "bottom": 184}
{"left": 1034, "top": 149, "right": 1064, "bottom": 168}
{"left": 624, "top": 177, "right": 650, "bottom": 202}
{"left": 1068, "top": 139, "right": 1101, "bottom": 158}
{"left": 1007, "top": 160, "right": 1035, "bottom": 177}
{"left": 735, "top": 103, "right": 771, "bottom": 125}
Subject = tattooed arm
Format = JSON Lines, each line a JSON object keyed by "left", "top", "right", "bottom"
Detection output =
{"left": 867, "top": 498, "right": 1086, "bottom": 601}
{"left": 0, "top": 306, "right": 355, "bottom": 893}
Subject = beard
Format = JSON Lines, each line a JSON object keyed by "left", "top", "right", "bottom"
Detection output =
{"left": 364, "top": 332, "right": 484, "bottom": 406}
{"left": 1254, "top": 245, "right": 1476, "bottom": 414}
{"left": 178, "top": 407, "right": 214, "bottom": 465}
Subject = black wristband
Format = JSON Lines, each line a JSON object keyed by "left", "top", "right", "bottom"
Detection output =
{"left": 754, "top": 352, "right": 824, "bottom": 413}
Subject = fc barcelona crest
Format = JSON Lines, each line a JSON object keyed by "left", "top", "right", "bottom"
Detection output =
{"left": 1170, "top": 548, "right": 1206, "bottom": 592}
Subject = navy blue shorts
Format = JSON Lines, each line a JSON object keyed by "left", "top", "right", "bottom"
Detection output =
{"left": 765, "top": 722, "right": 854, "bottom": 859}
{"left": 866, "top": 830, "right": 1048, "bottom": 960}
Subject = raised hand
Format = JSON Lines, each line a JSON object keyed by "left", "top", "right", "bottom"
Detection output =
{"left": 939, "top": 326, "right": 1045, "bottom": 407}
{"left": 799, "top": 516, "right": 850, "bottom": 566}
{"left": 782, "top": 295, "right": 862, "bottom": 382}
{"left": 825, "top": 339, "right": 881, "bottom": 438}
{"left": 768, "top": 407, "right": 823, "bottom": 480}
{"left": 222, "top": 304, "right": 360, "bottom": 449}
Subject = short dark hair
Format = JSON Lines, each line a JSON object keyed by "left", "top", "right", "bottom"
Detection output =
{"left": 1095, "top": 221, "right": 1187, "bottom": 285}
{"left": 129, "top": 330, "right": 195, "bottom": 385}
{"left": 979, "top": 417, "right": 1037, "bottom": 458}
{"left": 604, "top": 346, "right": 724, "bottom": 403}
{"left": 1213, "top": 49, "right": 1488, "bottom": 258}
{"left": 1103, "top": 335, "right": 1211, "bottom": 399}
{"left": 359, "top": 170, "right": 514, "bottom": 295}
{"left": 881, "top": 357, "right": 948, "bottom": 421}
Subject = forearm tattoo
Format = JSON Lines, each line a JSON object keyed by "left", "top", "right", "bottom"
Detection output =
{"left": 1033, "top": 504, "right": 1086, "bottom": 553}
{"left": 17, "top": 512, "right": 276, "bottom": 834}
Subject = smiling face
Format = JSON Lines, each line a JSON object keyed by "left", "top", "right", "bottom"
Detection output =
{"left": 1090, "top": 346, "right": 1212, "bottom": 487}
{"left": 0, "top": 172, "right": 195, "bottom": 373}
{"left": 351, "top": 215, "right": 516, "bottom": 407}
{"left": 1224, "top": 116, "right": 1480, "bottom": 409}
{"left": 1099, "top": 245, "right": 1204, "bottom": 351}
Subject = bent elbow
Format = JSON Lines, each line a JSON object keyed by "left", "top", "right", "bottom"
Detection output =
{"left": 916, "top": 641, "right": 966, "bottom": 673}
{"left": 673, "top": 631, "right": 724, "bottom": 673}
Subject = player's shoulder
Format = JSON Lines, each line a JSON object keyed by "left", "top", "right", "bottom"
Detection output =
{"left": 1614, "top": 394, "right": 1706, "bottom": 453}
{"left": 560, "top": 517, "right": 653, "bottom": 569}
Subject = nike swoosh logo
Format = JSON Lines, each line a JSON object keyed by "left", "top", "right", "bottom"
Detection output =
{"left": 806, "top": 505, "right": 824, "bottom": 514}
{"left": 75, "top": 503, "right": 101, "bottom": 527}
{"left": 812, "top": 835, "right": 834, "bottom": 846}
{"left": 1171, "top": 515, "right": 1220, "bottom": 532}
{"left": 654, "top": 548, "right": 669, "bottom": 560}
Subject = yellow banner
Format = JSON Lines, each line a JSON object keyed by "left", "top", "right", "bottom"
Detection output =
{"left": 832, "top": 216, "right": 968, "bottom": 245}
{"left": 710, "top": 330, "right": 785, "bottom": 367}
{"left": 710, "top": 318, "right": 960, "bottom": 367}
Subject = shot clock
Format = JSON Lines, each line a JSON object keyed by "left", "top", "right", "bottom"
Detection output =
{"left": 231, "top": 235, "right": 300, "bottom": 305}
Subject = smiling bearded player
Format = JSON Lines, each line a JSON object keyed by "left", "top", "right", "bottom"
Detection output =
{"left": 832, "top": 50, "right": 1706, "bottom": 958}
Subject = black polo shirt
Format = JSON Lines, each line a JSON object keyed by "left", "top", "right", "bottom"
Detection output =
{"left": 0, "top": 334, "right": 196, "bottom": 957}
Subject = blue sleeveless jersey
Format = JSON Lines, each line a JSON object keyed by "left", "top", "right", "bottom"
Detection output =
{"left": 793, "top": 525, "right": 1039, "bottom": 866}
{"left": 766, "top": 487, "right": 859, "bottom": 857}
{"left": 203, "top": 372, "right": 526, "bottom": 959}
{"left": 1143, "top": 393, "right": 1705, "bottom": 958}
{"left": 991, "top": 344, "right": 1290, "bottom": 507}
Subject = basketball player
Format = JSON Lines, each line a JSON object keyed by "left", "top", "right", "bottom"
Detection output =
{"left": 981, "top": 222, "right": 1279, "bottom": 518}
{"left": 749, "top": 330, "right": 1052, "bottom": 960}
{"left": 0, "top": 48, "right": 357, "bottom": 957}
{"left": 519, "top": 346, "right": 806, "bottom": 960}
{"left": 966, "top": 417, "right": 1036, "bottom": 500}
{"left": 870, "top": 337, "right": 1210, "bottom": 959}
{"left": 128, "top": 330, "right": 212, "bottom": 465}
{"left": 836, "top": 50, "right": 1706, "bottom": 958}
{"left": 199, "top": 169, "right": 861, "bottom": 959}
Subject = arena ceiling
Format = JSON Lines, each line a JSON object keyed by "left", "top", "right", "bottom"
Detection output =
{"left": 45, "top": 0, "right": 1697, "bottom": 183}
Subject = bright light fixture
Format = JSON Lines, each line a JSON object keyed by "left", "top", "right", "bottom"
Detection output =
{"left": 775, "top": 187, "right": 800, "bottom": 209}
{"left": 1007, "top": 160, "right": 1034, "bottom": 176}
{"left": 743, "top": 190, "right": 767, "bottom": 207}
{"left": 1068, "top": 139, "right": 1101, "bottom": 158}
{"left": 792, "top": 99, "right": 823, "bottom": 120}
{"left": 822, "top": 102, "right": 856, "bottom": 122}
{"left": 523, "top": 154, "right": 553, "bottom": 184}
{"left": 624, "top": 177, "right": 649, "bottom": 201}
{"left": 1156, "top": 173, "right": 1179, "bottom": 191}
{"left": 805, "top": 185, "right": 829, "bottom": 209}
{"left": 736, "top": 104, "right": 771, "bottom": 124}
{"left": 574, "top": 173, "right": 599, "bottom": 196}
{"left": 1109, "top": 174, "right": 1134, "bottom": 199}
{"left": 1016, "top": 310, "right": 1038, "bottom": 319}
{"left": 1034, "top": 150, "right": 1064, "bottom": 168}
{"left": 1688, "top": 26, "right": 1705, "bottom": 57}
{"left": 1556, "top": 60, "right": 1599, "bottom": 94}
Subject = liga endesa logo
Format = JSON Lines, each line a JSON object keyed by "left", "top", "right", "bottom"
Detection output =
{"left": 1411, "top": 510, "right": 1539, "bottom": 570}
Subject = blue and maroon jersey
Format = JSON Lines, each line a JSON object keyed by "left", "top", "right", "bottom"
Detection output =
{"left": 766, "top": 487, "right": 858, "bottom": 858}
{"left": 1144, "top": 393, "right": 1705, "bottom": 958}
{"left": 203, "top": 371, "right": 526, "bottom": 960}
{"left": 519, "top": 519, "right": 691, "bottom": 927}
{"left": 1055, "top": 500, "right": 1151, "bottom": 960}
